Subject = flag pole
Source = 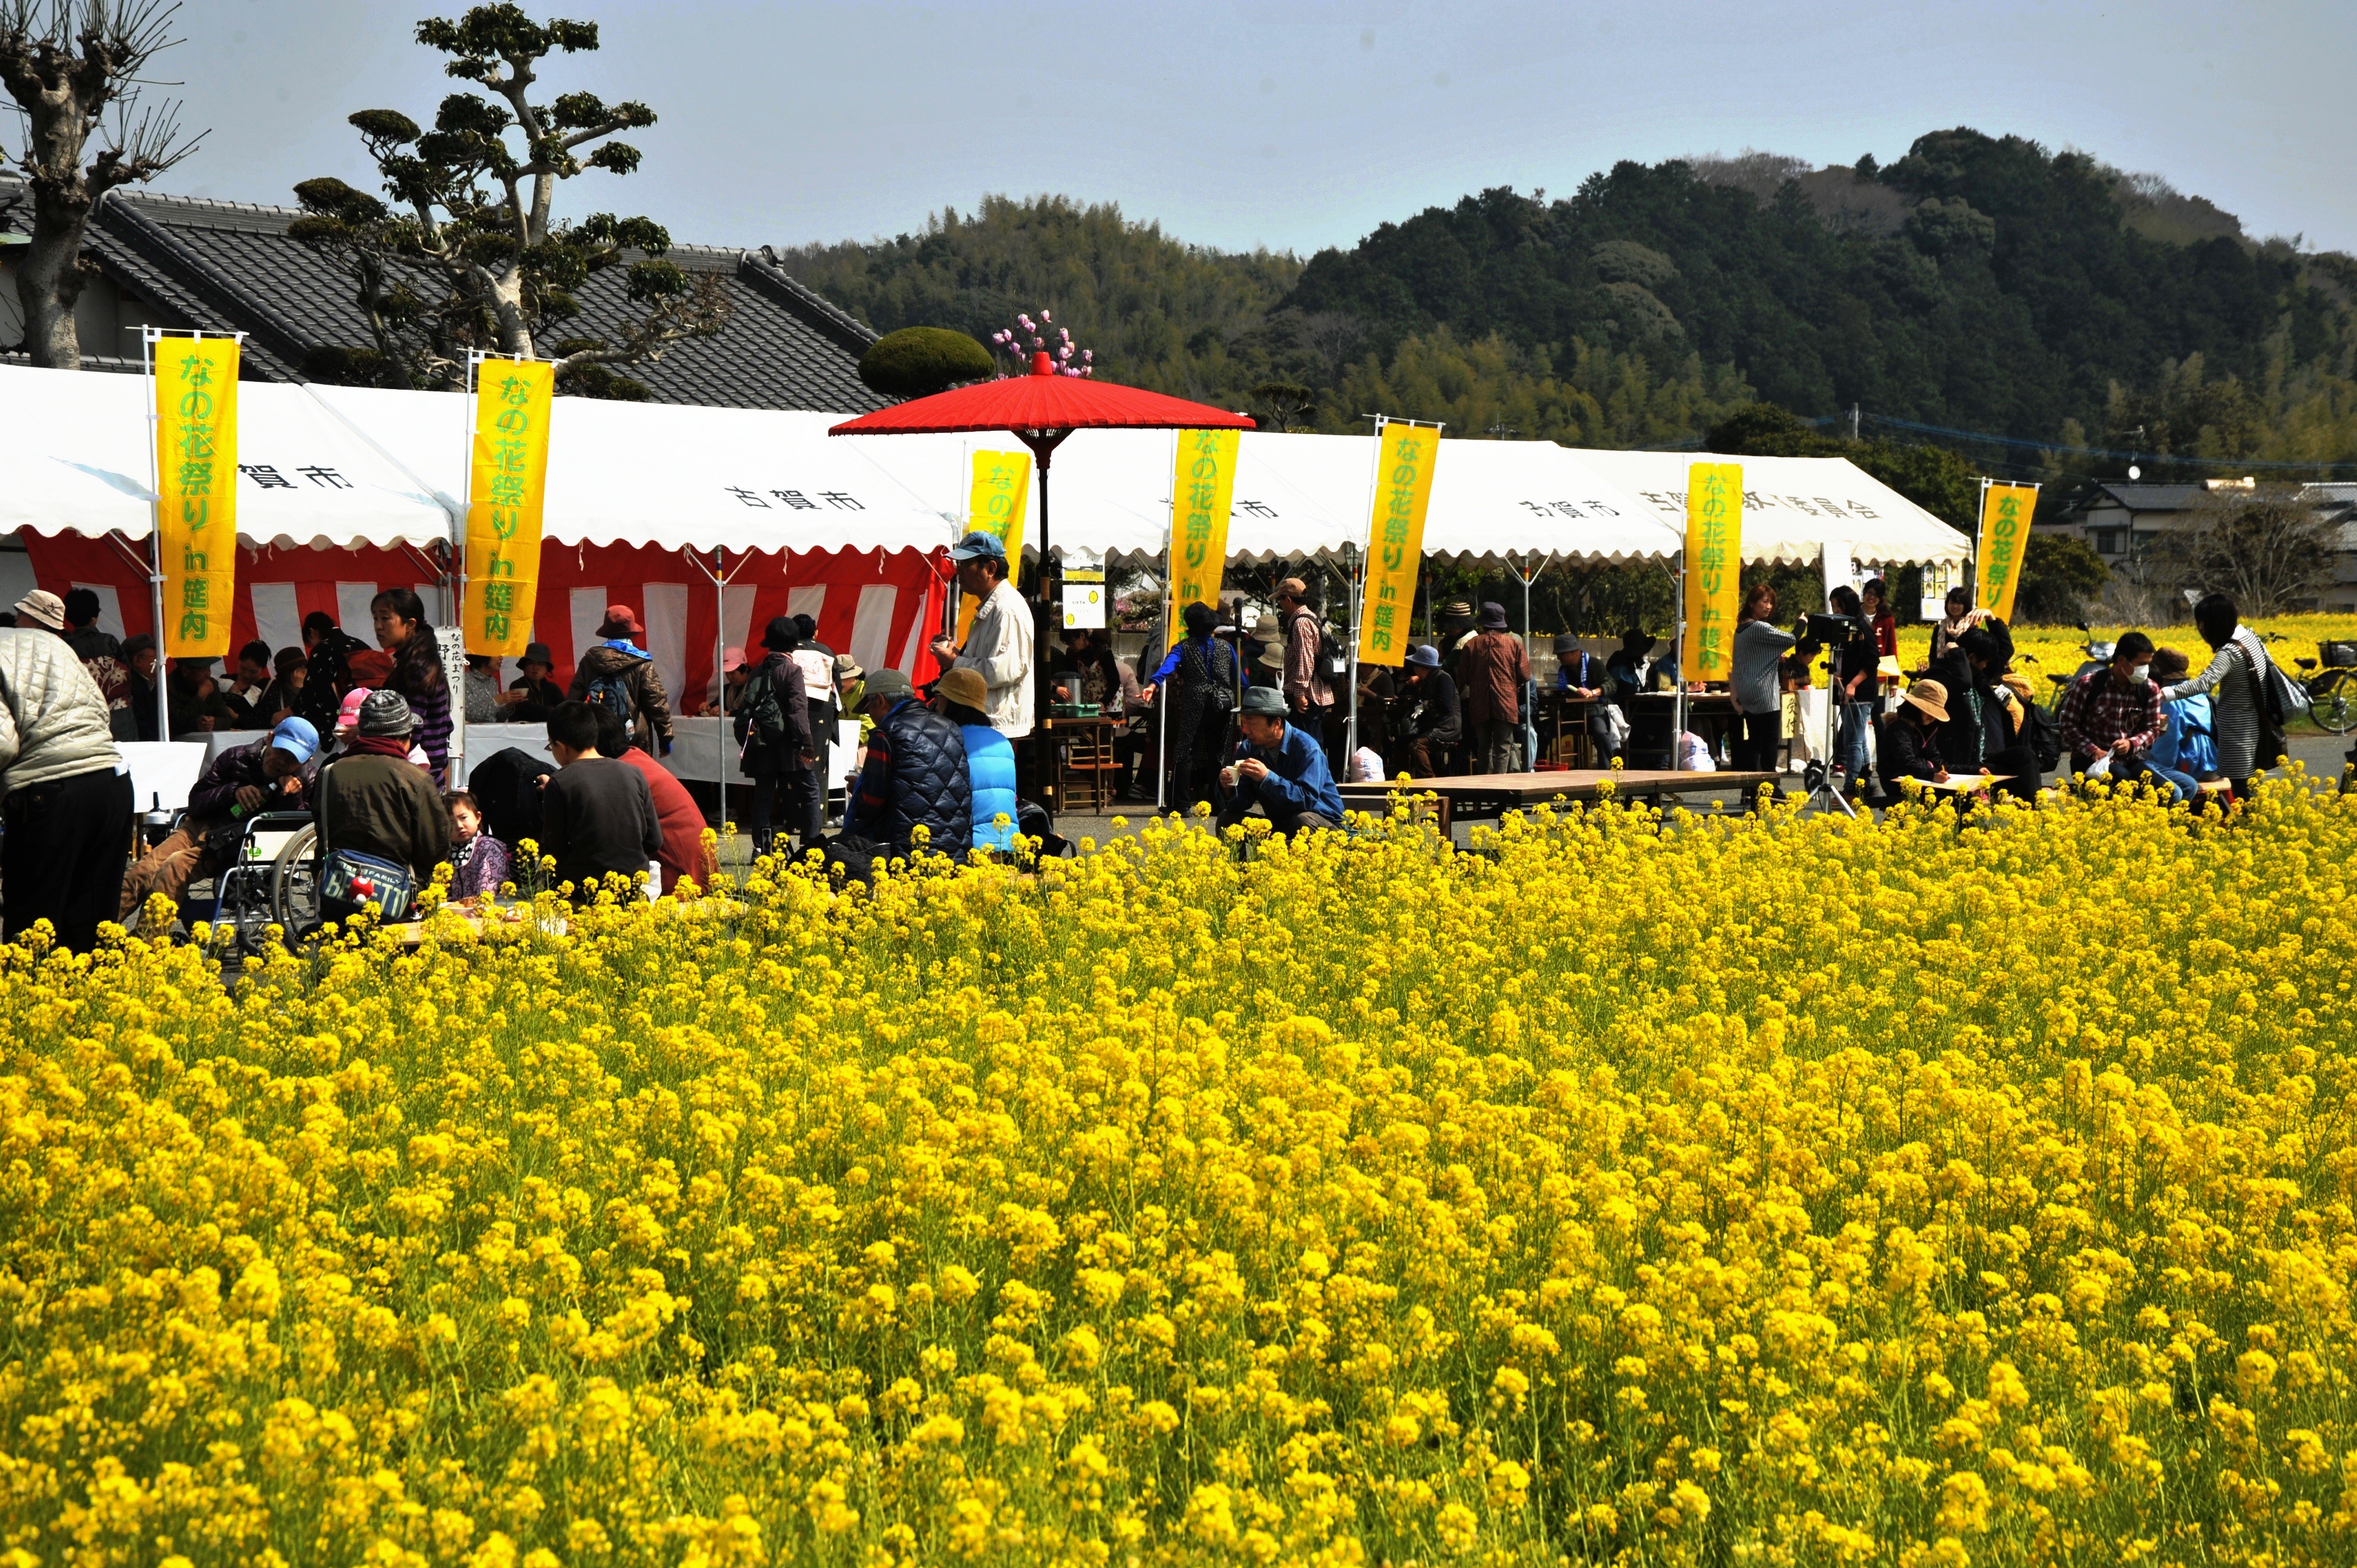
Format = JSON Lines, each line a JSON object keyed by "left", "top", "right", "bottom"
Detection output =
{"left": 141, "top": 328, "right": 168, "bottom": 746}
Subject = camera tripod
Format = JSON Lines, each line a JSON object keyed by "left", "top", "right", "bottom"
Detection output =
{"left": 1798, "top": 688, "right": 1858, "bottom": 817}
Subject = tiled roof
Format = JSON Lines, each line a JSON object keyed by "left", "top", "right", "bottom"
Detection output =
{"left": 2076, "top": 482, "right": 2209, "bottom": 513}
{"left": 1, "top": 174, "right": 885, "bottom": 411}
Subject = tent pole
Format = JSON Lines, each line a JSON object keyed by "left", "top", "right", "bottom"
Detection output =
{"left": 714, "top": 546, "right": 727, "bottom": 835}
{"left": 1344, "top": 543, "right": 1362, "bottom": 767}
{"left": 140, "top": 327, "right": 168, "bottom": 745}
{"left": 1672, "top": 558, "right": 1688, "bottom": 770}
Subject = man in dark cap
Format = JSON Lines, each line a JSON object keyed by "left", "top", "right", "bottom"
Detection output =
{"left": 930, "top": 531, "right": 1033, "bottom": 740}
{"left": 1216, "top": 685, "right": 1343, "bottom": 835}
{"left": 121, "top": 716, "right": 321, "bottom": 922}
{"left": 1456, "top": 602, "right": 1531, "bottom": 773}
{"left": 1554, "top": 632, "right": 1614, "bottom": 766}
{"left": 508, "top": 643, "right": 565, "bottom": 716}
{"left": 840, "top": 667, "right": 972, "bottom": 866}
{"left": 1394, "top": 643, "right": 1462, "bottom": 777}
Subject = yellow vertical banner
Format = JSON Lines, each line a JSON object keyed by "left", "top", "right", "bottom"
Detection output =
{"left": 1680, "top": 462, "right": 1742, "bottom": 680}
{"left": 1161, "top": 427, "right": 1239, "bottom": 632}
{"left": 464, "top": 358, "right": 554, "bottom": 657}
{"left": 153, "top": 337, "right": 240, "bottom": 658}
{"left": 1975, "top": 482, "right": 2037, "bottom": 624}
{"left": 955, "top": 448, "right": 1032, "bottom": 643}
{"left": 1357, "top": 423, "right": 1439, "bottom": 666}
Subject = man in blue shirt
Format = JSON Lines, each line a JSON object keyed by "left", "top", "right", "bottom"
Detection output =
{"left": 1216, "top": 687, "right": 1344, "bottom": 835}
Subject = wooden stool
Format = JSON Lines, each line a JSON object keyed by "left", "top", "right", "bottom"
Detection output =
{"left": 1057, "top": 723, "right": 1122, "bottom": 814}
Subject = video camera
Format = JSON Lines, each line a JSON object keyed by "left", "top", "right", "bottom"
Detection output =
{"left": 1794, "top": 611, "right": 1857, "bottom": 657}
{"left": 1804, "top": 612, "right": 1860, "bottom": 644}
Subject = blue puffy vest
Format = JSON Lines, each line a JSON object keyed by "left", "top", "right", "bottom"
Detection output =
{"left": 961, "top": 723, "right": 1018, "bottom": 852}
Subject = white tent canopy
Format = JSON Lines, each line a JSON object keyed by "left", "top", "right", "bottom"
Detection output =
{"left": 1573, "top": 449, "right": 1972, "bottom": 566}
{"left": 308, "top": 384, "right": 963, "bottom": 554}
{"left": 0, "top": 363, "right": 451, "bottom": 550}
{"left": 2, "top": 364, "right": 1967, "bottom": 571}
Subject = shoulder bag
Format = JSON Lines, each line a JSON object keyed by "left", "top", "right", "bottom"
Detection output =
{"left": 318, "top": 759, "right": 418, "bottom": 921}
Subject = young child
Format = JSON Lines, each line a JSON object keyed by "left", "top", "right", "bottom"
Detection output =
{"left": 444, "top": 789, "right": 512, "bottom": 902}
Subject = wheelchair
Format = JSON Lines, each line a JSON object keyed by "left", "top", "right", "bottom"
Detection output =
{"left": 204, "top": 811, "right": 321, "bottom": 955}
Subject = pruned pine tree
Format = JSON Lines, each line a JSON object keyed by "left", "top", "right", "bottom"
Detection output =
{"left": 290, "top": 3, "right": 728, "bottom": 394}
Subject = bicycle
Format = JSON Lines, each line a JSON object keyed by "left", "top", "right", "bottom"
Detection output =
{"left": 2296, "top": 638, "right": 2357, "bottom": 736}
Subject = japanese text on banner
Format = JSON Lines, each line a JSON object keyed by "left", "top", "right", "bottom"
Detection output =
{"left": 1680, "top": 462, "right": 1743, "bottom": 680}
{"left": 1356, "top": 424, "right": 1440, "bottom": 667}
{"left": 956, "top": 449, "right": 1032, "bottom": 643}
{"left": 1975, "top": 482, "right": 2037, "bottom": 625}
{"left": 464, "top": 359, "right": 553, "bottom": 658}
{"left": 1161, "top": 427, "right": 1239, "bottom": 635}
{"left": 153, "top": 337, "right": 240, "bottom": 658}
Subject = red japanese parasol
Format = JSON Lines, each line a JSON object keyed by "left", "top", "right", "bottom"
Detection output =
{"left": 830, "top": 350, "right": 1253, "bottom": 587}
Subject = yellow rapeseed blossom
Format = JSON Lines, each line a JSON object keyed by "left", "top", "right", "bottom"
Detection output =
{"left": 1, "top": 772, "right": 2354, "bottom": 1564}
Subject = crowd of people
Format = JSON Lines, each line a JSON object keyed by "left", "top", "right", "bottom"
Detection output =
{"left": 0, "top": 538, "right": 2325, "bottom": 952}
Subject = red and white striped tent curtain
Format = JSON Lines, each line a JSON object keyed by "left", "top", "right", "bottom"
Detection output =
{"left": 21, "top": 534, "right": 951, "bottom": 704}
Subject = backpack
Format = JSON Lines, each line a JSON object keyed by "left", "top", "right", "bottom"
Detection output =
{"left": 583, "top": 657, "right": 642, "bottom": 740}
{"left": 2019, "top": 695, "right": 2062, "bottom": 772}
{"left": 1290, "top": 606, "right": 1346, "bottom": 681}
{"left": 734, "top": 667, "right": 790, "bottom": 755}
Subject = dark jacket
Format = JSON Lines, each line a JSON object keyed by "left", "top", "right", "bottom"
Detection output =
{"left": 296, "top": 628, "right": 371, "bottom": 733}
{"left": 189, "top": 737, "right": 320, "bottom": 828}
{"left": 1398, "top": 667, "right": 1461, "bottom": 744}
{"left": 1555, "top": 651, "right": 1607, "bottom": 694}
{"left": 1875, "top": 712, "right": 1943, "bottom": 786}
{"left": 570, "top": 643, "right": 676, "bottom": 756}
{"left": 1455, "top": 631, "right": 1530, "bottom": 728}
{"left": 315, "top": 753, "right": 451, "bottom": 884}
{"left": 541, "top": 756, "right": 665, "bottom": 891}
{"left": 1928, "top": 650, "right": 1984, "bottom": 771}
{"left": 735, "top": 652, "right": 814, "bottom": 775}
{"left": 847, "top": 696, "right": 971, "bottom": 857}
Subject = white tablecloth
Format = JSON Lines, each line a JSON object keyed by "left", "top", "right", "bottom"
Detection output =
{"left": 117, "top": 741, "right": 208, "bottom": 816}
{"left": 459, "top": 716, "right": 863, "bottom": 792}
{"left": 190, "top": 716, "right": 862, "bottom": 795}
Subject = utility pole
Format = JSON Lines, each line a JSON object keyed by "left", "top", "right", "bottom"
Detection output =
{"left": 1850, "top": 403, "right": 1860, "bottom": 442}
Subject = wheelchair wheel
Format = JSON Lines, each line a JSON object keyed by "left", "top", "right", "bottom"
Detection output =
{"left": 271, "top": 824, "right": 320, "bottom": 941}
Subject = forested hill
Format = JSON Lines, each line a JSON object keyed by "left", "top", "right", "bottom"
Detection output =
{"left": 781, "top": 128, "right": 2357, "bottom": 469}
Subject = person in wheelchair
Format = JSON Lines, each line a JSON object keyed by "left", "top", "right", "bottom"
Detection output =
{"left": 120, "top": 716, "right": 321, "bottom": 926}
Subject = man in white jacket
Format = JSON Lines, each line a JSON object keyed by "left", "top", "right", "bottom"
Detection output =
{"left": 1, "top": 612, "right": 135, "bottom": 952}
{"left": 930, "top": 530, "right": 1034, "bottom": 740}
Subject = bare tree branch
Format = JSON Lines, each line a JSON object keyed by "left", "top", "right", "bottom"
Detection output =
{"left": 2, "top": 0, "right": 205, "bottom": 365}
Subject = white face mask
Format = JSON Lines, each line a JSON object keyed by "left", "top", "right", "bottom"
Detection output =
{"left": 2131, "top": 663, "right": 2152, "bottom": 682}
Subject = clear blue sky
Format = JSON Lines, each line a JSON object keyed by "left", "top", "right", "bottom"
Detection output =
{"left": 140, "top": 0, "right": 2357, "bottom": 258}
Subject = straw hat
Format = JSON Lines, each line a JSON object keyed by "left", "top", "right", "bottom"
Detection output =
{"left": 1903, "top": 677, "right": 1951, "bottom": 725}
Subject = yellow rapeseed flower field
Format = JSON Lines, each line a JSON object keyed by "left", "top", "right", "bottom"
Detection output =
{"left": 4, "top": 777, "right": 2356, "bottom": 1567}
{"left": 1900, "top": 615, "right": 2357, "bottom": 697}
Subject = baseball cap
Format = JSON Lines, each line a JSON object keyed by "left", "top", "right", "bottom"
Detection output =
{"left": 948, "top": 530, "right": 1008, "bottom": 563}
{"left": 268, "top": 716, "right": 320, "bottom": 764}
{"left": 864, "top": 667, "right": 915, "bottom": 703}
